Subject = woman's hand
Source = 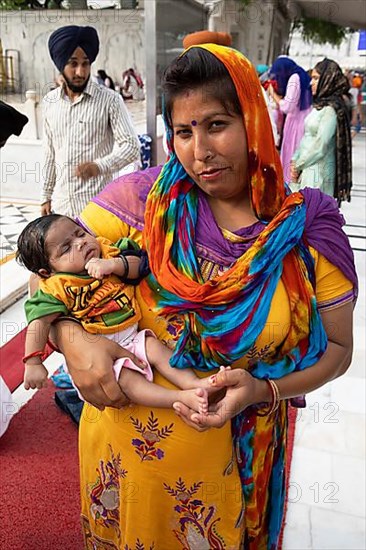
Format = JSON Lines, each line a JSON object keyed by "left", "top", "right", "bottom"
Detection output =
{"left": 290, "top": 161, "right": 300, "bottom": 183}
{"left": 75, "top": 161, "right": 100, "bottom": 181}
{"left": 173, "top": 369, "right": 264, "bottom": 430}
{"left": 172, "top": 403, "right": 212, "bottom": 431}
{"left": 53, "top": 321, "right": 145, "bottom": 410}
{"left": 41, "top": 200, "right": 52, "bottom": 216}
{"left": 267, "top": 83, "right": 281, "bottom": 105}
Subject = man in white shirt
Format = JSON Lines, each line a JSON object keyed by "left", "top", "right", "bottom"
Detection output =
{"left": 42, "top": 25, "right": 141, "bottom": 218}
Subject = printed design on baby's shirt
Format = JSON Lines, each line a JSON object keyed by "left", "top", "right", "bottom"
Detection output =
{"left": 65, "top": 278, "right": 136, "bottom": 328}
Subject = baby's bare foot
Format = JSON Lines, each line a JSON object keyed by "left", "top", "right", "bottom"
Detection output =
{"left": 178, "top": 387, "right": 209, "bottom": 415}
{"left": 197, "top": 374, "right": 221, "bottom": 395}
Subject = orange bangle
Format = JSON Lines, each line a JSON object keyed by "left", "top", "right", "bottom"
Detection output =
{"left": 22, "top": 350, "right": 46, "bottom": 364}
{"left": 257, "top": 379, "right": 281, "bottom": 416}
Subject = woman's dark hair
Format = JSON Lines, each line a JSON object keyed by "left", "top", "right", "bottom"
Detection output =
{"left": 313, "top": 58, "right": 350, "bottom": 103}
{"left": 162, "top": 48, "right": 242, "bottom": 125}
{"left": 97, "top": 69, "right": 107, "bottom": 80}
{"left": 97, "top": 69, "right": 115, "bottom": 90}
{"left": 313, "top": 59, "right": 329, "bottom": 76}
{"left": 16, "top": 214, "right": 65, "bottom": 275}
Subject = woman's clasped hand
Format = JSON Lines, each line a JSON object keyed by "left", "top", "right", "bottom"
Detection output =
{"left": 173, "top": 367, "right": 266, "bottom": 429}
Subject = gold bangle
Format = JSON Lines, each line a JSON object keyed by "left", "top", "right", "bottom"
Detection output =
{"left": 269, "top": 379, "right": 280, "bottom": 413}
{"left": 256, "top": 379, "right": 281, "bottom": 416}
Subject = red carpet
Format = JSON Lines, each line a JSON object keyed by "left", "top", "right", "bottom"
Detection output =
{"left": 0, "top": 384, "right": 84, "bottom": 550}
{"left": 0, "top": 329, "right": 26, "bottom": 392}
{"left": 0, "top": 329, "right": 53, "bottom": 392}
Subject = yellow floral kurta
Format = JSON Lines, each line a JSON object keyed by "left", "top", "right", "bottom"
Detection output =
{"left": 78, "top": 204, "right": 353, "bottom": 549}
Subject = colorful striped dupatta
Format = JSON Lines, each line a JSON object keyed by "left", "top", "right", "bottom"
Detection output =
{"left": 141, "top": 44, "right": 327, "bottom": 376}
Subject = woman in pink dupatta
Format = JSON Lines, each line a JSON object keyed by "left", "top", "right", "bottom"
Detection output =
{"left": 268, "top": 56, "right": 312, "bottom": 182}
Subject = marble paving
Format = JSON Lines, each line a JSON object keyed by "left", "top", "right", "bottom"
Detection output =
{"left": 0, "top": 201, "right": 40, "bottom": 262}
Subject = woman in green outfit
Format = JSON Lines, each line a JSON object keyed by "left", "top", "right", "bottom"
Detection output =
{"left": 290, "top": 58, "right": 352, "bottom": 204}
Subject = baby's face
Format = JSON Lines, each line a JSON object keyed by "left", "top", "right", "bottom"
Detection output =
{"left": 45, "top": 217, "right": 100, "bottom": 274}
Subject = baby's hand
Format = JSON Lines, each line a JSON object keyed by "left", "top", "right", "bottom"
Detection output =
{"left": 85, "top": 258, "right": 115, "bottom": 279}
{"left": 24, "top": 363, "right": 48, "bottom": 390}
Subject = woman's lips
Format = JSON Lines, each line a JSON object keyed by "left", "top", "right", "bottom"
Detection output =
{"left": 199, "top": 167, "right": 228, "bottom": 181}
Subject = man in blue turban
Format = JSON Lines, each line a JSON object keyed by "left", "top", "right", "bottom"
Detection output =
{"left": 48, "top": 25, "right": 99, "bottom": 93}
{"left": 41, "top": 25, "right": 140, "bottom": 218}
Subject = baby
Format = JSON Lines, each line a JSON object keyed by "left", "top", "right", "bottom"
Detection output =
{"left": 16, "top": 214, "right": 214, "bottom": 413}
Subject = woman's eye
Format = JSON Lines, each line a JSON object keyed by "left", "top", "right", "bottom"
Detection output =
{"left": 175, "top": 129, "right": 191, "bottom": 138}
{"left": 210, "top": 120, "right": 226, "bottom": 130}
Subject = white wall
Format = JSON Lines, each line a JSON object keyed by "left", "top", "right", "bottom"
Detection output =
{"left": 289, "top": 30, "right": 365, "bottom": 71}
{"left": 1, "top": 138, "right": 43, "bottom": 202}
{"left": 0, "top": 9, "right": 145, "bottom": 96}
{"left": 208, "top": 0, "right": 291, "bottom": 66}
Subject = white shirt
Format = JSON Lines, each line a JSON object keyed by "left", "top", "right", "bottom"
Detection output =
{"left": 42, "top": 79, "right": 141, "bottom": 218}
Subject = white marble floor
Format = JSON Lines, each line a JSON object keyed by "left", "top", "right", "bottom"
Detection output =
{"left": 0, "top": 200, "right": 40, "bottom": 263}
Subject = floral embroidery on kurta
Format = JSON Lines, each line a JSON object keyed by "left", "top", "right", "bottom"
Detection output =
{"left": 164, "top": 477, "right": 226, "bottom": 549}
{"left": 130, "top": 411, "right": 174, "bottom": 461}
{"left": 81, "top": 515, "right": 120, "bottom": 550}
{"left": 87, "top": 444, "right": 127, "bottom": 537}
{"left": 124, "top": 540, "right": 155, "bottom": 550}
{"left": 163, "top": 313, "right": 184, "bottom": 348}
{"left": 246, "top": 342, "right": 274, "bottom": 368}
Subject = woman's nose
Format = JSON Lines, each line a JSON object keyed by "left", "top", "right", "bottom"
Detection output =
{"left": 193, "top": 133, "right": 214, "bottom": 161}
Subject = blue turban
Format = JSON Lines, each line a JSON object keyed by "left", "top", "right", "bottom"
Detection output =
{"left": 270, "top": 57, "right": 312, "bottom": 111}
{"left": 48, "top": 25, "right": 99, "bottom": 72}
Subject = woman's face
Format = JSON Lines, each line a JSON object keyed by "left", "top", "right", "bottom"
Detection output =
{"left": 311, "top": 69, "right": 321, "bottom": 96}
{"left": 171, "top": 89, "right": 249, "bottom": 203}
